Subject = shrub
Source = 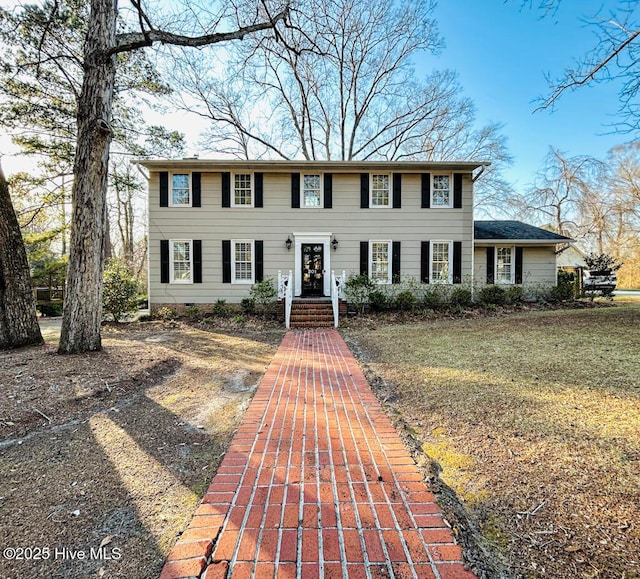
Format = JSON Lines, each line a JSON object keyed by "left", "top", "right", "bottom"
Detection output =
{"left": 212, "top": 299, "right": 229, "bottom": 317}
{"left": 479, "top": 284, "right": 506, "bottom": 306}
{"left": 184, "top": 305, "right": 201, "bottom": 320}
{"left": 102, "top": 259, "right": 138, "bottom": 322}
{"left": 504, "top": 285, "right": 525, "bottom": 305}
{"left": 241, "top": 297, "right": 256, "bottom": 314}
{"left": 449, "top": 286, "right": 473, "bottom": 308}
{"left": 421, "top": 284, "right": 448, "bottom": 309}
{"left": 394, "top": 289, "right": 417, "bottom": 311}
{"left": 233, "top": 314, "right": 245, "bottom": 324}
{"left": 344, "top": 274, "right": 375, "bottom": 314}
{"left": 368, "top": 289, "right": 389, "bottom": 312}
{"left": 155, "top": 306, "right": 177, "bottom": 321}
{"left": 38, "top": 302, "right": 64, "bottom": 317}
{"left": 250, "top": 278, "right": 278, "bottom": 309}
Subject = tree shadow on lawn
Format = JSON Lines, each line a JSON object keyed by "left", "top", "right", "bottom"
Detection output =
{"left": 0, "top": 353, "right": 251, "bottom": 578}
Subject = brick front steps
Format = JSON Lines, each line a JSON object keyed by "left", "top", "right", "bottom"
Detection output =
{"left": 160, "top": 330, "right": 476, "bottom": 579}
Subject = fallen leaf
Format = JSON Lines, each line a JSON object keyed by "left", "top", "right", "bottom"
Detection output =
{"left": 564, "top": 545, "right": 581, "bottom": 553}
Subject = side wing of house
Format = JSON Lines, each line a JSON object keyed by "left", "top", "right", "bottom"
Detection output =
{"left": 473, "top": 221, "right": 573, "bottom": 286}
{"left": 142, "top": 161, "right": 482, "bottom": 308}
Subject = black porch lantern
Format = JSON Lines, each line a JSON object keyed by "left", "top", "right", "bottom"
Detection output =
{"left": 285, "top": 236, "right": 293, "bottom": 251}
{"left": 331, "top": 237, "right": 339, "bottom": 251}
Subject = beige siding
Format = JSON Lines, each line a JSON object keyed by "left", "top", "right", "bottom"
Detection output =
{"left": 473, "top": 246, "right": 558, "bottom": 286}
{"left": 149, "top": 171, "right": 475, "bottom": 304}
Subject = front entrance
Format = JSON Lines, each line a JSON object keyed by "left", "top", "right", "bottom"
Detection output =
{"left": 301, "top": 243, "right": 325, "bottom": 297}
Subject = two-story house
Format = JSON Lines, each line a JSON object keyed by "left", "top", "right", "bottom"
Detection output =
{"left": 138, "top": 159, "right": 570, "bottom": 321}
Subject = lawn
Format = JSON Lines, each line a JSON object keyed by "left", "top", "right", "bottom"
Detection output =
{"left": 344, "top": 304, "right": 640, "bottom": 578}
{"left": 0, "top": 320, "right": 284, "bottom": 579}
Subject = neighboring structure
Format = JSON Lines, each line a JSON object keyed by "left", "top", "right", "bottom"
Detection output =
{"left": 138, "top": 160, "right": 571, "bottom": 317}
{"left": 474, "top": 220, "right": 572, "bottom": 286}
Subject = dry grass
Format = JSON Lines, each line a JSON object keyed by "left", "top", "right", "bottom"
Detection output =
{"left": 0, "top": 320, "right": 283, "bottom": 579}
{"left": 344, "top": 304, "right": 640, "bottom": 578}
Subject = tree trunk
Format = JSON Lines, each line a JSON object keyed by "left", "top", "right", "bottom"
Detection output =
{"left": 58, "top": 0, "right": 116, "bottom": 353}
{"left": 0, "top": 162, "right": 44, "bottom": 349}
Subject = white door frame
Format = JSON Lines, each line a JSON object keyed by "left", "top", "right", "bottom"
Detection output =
{"left": 293, "top": 232, "right": 332, "bottom": 297}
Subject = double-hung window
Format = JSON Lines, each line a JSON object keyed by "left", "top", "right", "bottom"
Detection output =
{"left": 496, "top": 247, "right": 514, "bottom": 284}
{"left": 432, "top": 174, "right": 452, "bottom": 207}
{"left": 370, "top": 241, "right": 392, "bottom": 284}
{"left": 232, "top": 240, "right": 254, "bottom": 284}
{"left": 370, "top": 174, "right": 391, "bottom": 207}
{"left": 171, "top": 173, "right": 191, "bottom": 206}
{"left": 302, "top": 174, "right": 322, "bottom": 207}
{"left": 431, "top": 241, "right": 452, "bottom": 283}
{"left": 170, "top": 240, "right": 192, "bottom": 283}
{"left": 233, "top": 174, "right": 253, "bottom": 207}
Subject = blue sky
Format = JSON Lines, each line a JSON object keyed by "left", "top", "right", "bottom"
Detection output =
{"left": 432, "top": 0, "right": 629, "bottom": 189}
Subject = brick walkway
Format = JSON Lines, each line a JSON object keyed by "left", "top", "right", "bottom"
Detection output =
{"left": 160, "top": 330, "right": 476, "bottom": 579}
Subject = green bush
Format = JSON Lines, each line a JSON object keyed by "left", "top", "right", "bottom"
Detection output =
{"left": 504, "top": 285, "right": 525, "bottom": 305}
{"left": 102, "top": 259, "right": 138, "bottom": 322}
{"left": 368, "top": 289, "right": 389, "bottom": 312}
{"left": 421, "top": 284, "right": 447, "bottom": 309}
{"left": 212, "top": 299, "right": 229, "bottom": 317}
{"left": 449, "top": 286, "right": 473, "bottom": 308}
{"left": 184, "top": 305, "right": 201, "bottom": 320}
{"left": 479, "top": 284, "right": 506, "bottom": 306}
{"left": 344, "top": 274, "right": 375, "bottom": 314}
{"left": 241, "top": 297, "right": 256, "bottom": 314}
{"left": 394, "top": 289, "right": 417, "bottom": 311}
{"left": 155, "top": 306, "right": 177, "bottom": 321}
{"left": 38, "top": 302, "right": 63, "bottom": 317}
{"left": 250, "top": 278, "right": 277, "bottom": 307}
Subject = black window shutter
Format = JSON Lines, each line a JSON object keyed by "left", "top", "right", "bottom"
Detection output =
{"left": 192, "top": 172, "right": 201, "bottom": 207}
{"left": 160, "top": 240, "right": 169, "bottom": 283}
{"left": 486, "top": 247, "right": 495, "bottom": 284}
{"left": 160, "top": 172, "right": 169, "bottom": 207}
{"left": 360, "top": 242, "right": 369, "bottom": 276}
{"left": 421, "top": 173, "right": 431, "bottom": 208}
{"left": 453, "top": 173, "right": 463, "bottom": 209}
{"left": 515, "top": 247, "right": 523, "bottom": 284}
{"left": 222, "top": 240, "right": 231, "bottom": 283}
{"left": 255, "top": 241, "right": 264, "bottom": 282}
{"left": 392, "top": 241, "right": 401, "bottom": 283}
{"left": 421, "top": 241, "right": 430, "bottom": 283}
{"left": 291, "top": 173, "right": 300, "bottom": 208}
{"left": 193, "top": 240, "right": 202, "bottom": 283}
{"left": 222, "top": 172, "right": 231, "bottom": 207}
{"left": 255, "top": 173, "right": 263, "bottom": 207}
{"left": 453, "top": 241, "right": 462, "bottom": 284}
{"left": 392, "top": 173, "right": 402, "bottom": 208}
{"left": 324, "top": 173, "right": 333, "bottom": 208}
{"left": 360, "top": 174, "right": 369, "bottom": 208}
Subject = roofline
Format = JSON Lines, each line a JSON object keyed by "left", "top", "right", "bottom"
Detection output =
{"left": 474, "top": 239, "right": 574, "bottom": 246}
{"left": 134, "top": 158, "right": 489, "bottom": 173}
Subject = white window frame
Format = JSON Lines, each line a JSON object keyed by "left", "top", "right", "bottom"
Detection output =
{"left": 370, "top": 173, "right": 391, "bottom": 208}
{"left": 430, "top": 240, "right": 453, "bottom": 284}
{"left": 169, "top": 239, "right": 193, "bottom": 284}
{"left": 231, "top": 239, "right": 255, "bottom": 284}
{"left": 369, "top": 240, "right": 392, "bottom": 284}
{"left": 431, "top": 173, "right": 453, "bottom": 208}
{"left": 169, "top": 172, "right": 192, "bottom": 207}
{"left": 301, "top": 174, "right": 323, "bottom": 208}
{"left": 495, "top": 246, "right": 515, "bottom": 285}
{"left": 232, "top": 173, "right": 254, "bottom": 208}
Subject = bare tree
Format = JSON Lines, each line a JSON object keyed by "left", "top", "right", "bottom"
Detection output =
{"left": 2, "top": 0, "right": 288, "bottom": 353}
{"left": 533, "top": 2, "right": 640, "bottom": 132}
{"left": 0, "top": 161, "right": 44, "bottom": 349}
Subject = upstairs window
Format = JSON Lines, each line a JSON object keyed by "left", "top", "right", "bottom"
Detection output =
{"left": 303, "top": 174, "right": 322, "bottom": 207}
{"left": 370, "top": 241, "right": 391, "bottom": 284}
{"left": 171, "top": 173, "right": 191, "bottom": 206}
{"left": 496, "top": 247, "right": 514, "bottom": 284}
{"left": 370, "top": 174, "right": 391, "bottom": 207}
{"left": 233, "top": 174, "right": 253, "bottom": 207}
{"left": 432, "top": 174, "right": 452, "bottom": 207}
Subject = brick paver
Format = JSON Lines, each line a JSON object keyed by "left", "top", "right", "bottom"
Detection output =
{"left": 160, "top": 329, "right": 476, "bottom": 579}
